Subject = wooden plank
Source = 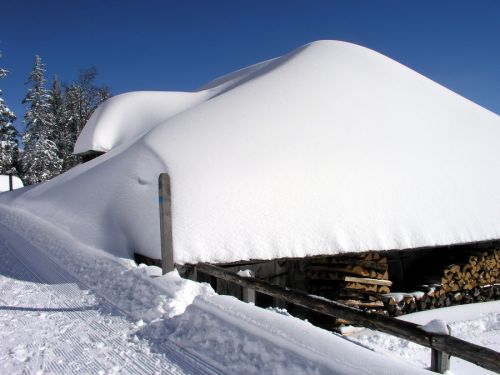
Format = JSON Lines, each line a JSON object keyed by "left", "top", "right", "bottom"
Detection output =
{"left": 194, "top": 262, "right": 500, "bottom": 374}
{"left": 344, "top": 276, "right": 392, "bottom": 286}
{"left": 158, "top": 173, "right": 174, "bottom": 274}
{"left": 342, "top": 300, "right": 385, "bottom": 309}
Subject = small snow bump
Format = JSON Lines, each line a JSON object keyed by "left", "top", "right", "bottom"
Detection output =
{"left": 419, "top": 319, "right": 450, "bottom": 335}
{"left": 136, "top": 319, "right": 145, "bottom": 327}
{"left": 237, "top": 269, "right": 254, "bottom": 278}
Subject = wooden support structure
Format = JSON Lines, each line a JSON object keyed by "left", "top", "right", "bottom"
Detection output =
{"left": 242, "top": 286, "right": 256, "bottom": 303}
{"left": 431, "top": 325, "right": 451, "bottom": 373}
{"left": 158, "top": 173, "right": 174, "bottom": 274}
{"left": 192, "top": 262, "right": 500, "bottom": 374}
{"left": 9, "top": 175, "right": 13, "bottom": 191}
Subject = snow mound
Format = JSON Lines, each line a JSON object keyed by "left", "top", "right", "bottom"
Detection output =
{"left": 2, "top": 40, "right": 500, "bottom": 264}
{"left": 419, "top": 319, "right": 450, "bottom": 335}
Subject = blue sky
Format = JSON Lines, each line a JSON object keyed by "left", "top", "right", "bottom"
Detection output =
{"left": 1, "top": 0, "right": 499, "bottom": 129}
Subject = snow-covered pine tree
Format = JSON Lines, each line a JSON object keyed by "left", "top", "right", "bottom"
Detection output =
{"left": 0, "top": 54, "right": 19, "bottom": 176}
{"left": 21, "top": 55, "right": 62, "bottom": 184}
{"left": 62, "top": 67, "right": 109, "bottom": 171}
{"left": 48, "top": 76, "right": 66, "bottom": 160}
{"left": 60, "top": 83, "right": 82, "bottom": 170}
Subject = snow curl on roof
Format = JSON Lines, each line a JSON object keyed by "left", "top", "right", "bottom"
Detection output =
{"left": 3, "top": 40, "right": 500, "bottom": 264}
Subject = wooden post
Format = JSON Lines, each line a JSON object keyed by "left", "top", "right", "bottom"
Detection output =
{"left": 158, "top": 173, "right": 174, "bottom": 274}
{"left": 242, "top": 287, "right": 256, "bottom": 303}
{"left": 9, "top": 175, "right": 13, "bottom": 191}
{"left": 431, "top": 325, "right": 451, "bottom": 373}
{"left": 191, "top": 267, "right": 198, "bottom": 282}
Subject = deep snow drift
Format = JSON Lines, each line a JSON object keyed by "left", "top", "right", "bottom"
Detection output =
{"left": 2, "top": 40, "right": 500, "bottom": 264}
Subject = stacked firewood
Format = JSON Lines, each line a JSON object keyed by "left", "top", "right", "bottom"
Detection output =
{"left": 305, "top": 252, "right": 392, "bottom": 313}
{"left": 382, "top": 249, "right": 499, "bottom": 316}
{"left": 305, "top": 248, "right": 499, "bottom": 318}
{"left": 440, "top": 250, "right": 499, "bottom": 292}
{"left": 382, "top": 284, "right": 500, "bottom": 316}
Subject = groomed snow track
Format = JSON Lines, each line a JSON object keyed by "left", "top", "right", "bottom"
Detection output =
{"left": 0, "top": 223, "right": 224, "bottom": 375}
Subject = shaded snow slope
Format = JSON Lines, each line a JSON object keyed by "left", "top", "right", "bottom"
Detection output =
{"left": 2, "top": 40, "right": 500, "bottom": 264}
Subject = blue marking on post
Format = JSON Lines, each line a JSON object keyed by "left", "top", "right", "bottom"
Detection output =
{"left": 159, "top": 196, "right": 163, "bottom": 204}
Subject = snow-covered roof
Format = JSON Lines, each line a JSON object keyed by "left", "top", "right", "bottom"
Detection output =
{"left": 74, "top": 91, "right": 210, "bottom": 154}
{"left": 3, "top": 40, "right": 500, "bottom": 264}
{"left": 0, "top": 175, "right": 24, "bottom": 192}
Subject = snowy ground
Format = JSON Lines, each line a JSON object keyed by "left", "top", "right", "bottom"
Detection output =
{"left": 0, "top": 206, "right": 432, "bottom": 375}
{"left": 346, "top": 301, "right": 500, "bottom": 375}
{"left": 0, "top": 224, "right": 204, "bottom": 375}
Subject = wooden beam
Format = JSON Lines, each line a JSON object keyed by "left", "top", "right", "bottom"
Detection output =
{"left": 194, "top": 262, "right": 500, "bottom": 374}
{"left": 344, "top": 276, "right": 392, "bottom": 286}
{"left": 158, "top": 173, "right": 174, "bottom": 274}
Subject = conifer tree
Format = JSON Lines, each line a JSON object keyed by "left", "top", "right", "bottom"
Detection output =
{"left": 48, "top": 76, "right": 66, "bottom": 159}
{"left": 21, "top": 55, "right": 62, "bottom": 184}
{"left": 62, "top": 67, "right": 109, "bottom": 170}
{"left": 0, "top": 54, "right": 19, "bottom": 175}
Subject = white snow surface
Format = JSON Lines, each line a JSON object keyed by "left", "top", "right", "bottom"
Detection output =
{"left": 419, "top": 319, "right": 450, "bottom": 335}
{"left": 74, "top": 91, "right": 210, "bottom": 153}
{"left": 0, "top": 175, "right": 23, "bottom": 192}
{"left": 347, "top": 301, "right": 500, "bottom": 374}
{"left": 0, "top": 206, "right": 431, "bottom": 374}
{"left": 237, "top": 269, "right": 254, "bottom": 278}
{"left": 3, "top": 40, "right": 500, "bottom": 264}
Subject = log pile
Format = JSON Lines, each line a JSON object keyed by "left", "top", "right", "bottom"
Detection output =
{"left": 382, "top": 284, "right": 500, "bottom": 316}
{"left": 440, "top": 250, "right": 499, "bottom": 292}
{"left": 305, "top": 248, "right": 500, "bottom": 318}
{"left": 305, "top": 252, "right": 392, "bottom": 312}
{"left": 382, "top": 249, "right": 500, "bottom": 316}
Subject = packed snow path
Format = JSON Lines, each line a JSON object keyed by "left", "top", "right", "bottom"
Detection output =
{"left": 0, "top": 224, "right": 220, "bottom": 375}
{"left": 0, "top": 209, "right": 430, "bottom": 375}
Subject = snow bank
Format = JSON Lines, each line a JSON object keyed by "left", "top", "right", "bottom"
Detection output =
{"left": 0, "top": 175, "right": 23, "bottom": 192}
{"left": 2, "top": 40, "right": 500, "bottom": 264}
{"left": 0, "top": 210, "right": 429, "bottom": 374}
